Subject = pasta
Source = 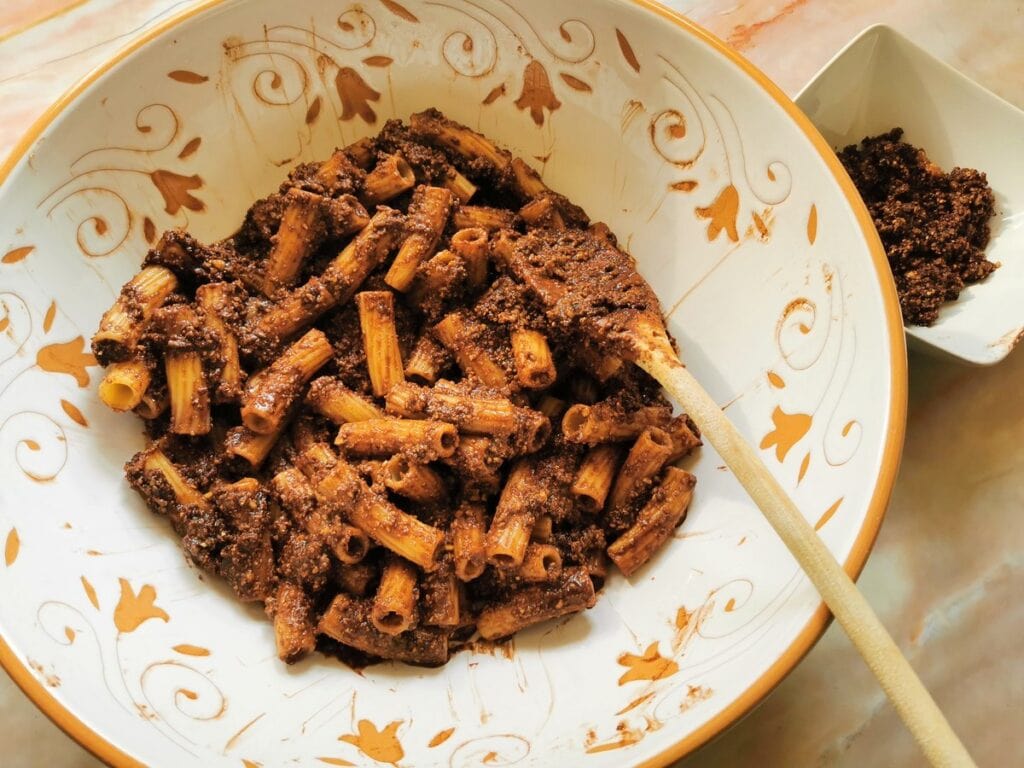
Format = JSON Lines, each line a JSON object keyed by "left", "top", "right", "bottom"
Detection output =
{"left": 356, "top": 291, "right": 405, "bottom": 397}
{"left": 97, "top": 110, "right": 701, "bottom": 668}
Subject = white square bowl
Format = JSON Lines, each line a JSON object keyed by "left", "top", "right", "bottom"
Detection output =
{"left": 796, "top": 24, "right": 1024, "bottom": 364}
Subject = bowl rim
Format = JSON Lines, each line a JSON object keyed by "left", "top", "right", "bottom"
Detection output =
{"left": 0, "top": 1, "right": 908, "bottom": 765}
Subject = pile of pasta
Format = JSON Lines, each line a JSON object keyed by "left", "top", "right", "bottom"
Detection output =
{"left": 91, "top": 110, "right": 700, "bottom": 666}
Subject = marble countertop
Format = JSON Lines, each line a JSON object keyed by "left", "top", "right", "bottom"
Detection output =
{"left": 1, "top": 1, "right": 1021, "bottom": 766}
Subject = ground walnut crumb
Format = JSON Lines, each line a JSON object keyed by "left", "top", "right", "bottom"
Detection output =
{"left": 838, "top": 128, "right": 996, "bottom": 326}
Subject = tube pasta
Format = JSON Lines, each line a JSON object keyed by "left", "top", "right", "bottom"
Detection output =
{"left": 607, "top": 427, "right": 673, "bottom": 512}
{"left": 386, "top": 382, "right": 548, "bottom": 449}
{"left": 385, "top": 185, "right": 454, "bottom": 291}
{"left": 432, "top": 312, "right": 508, "bottom": 388}
{"left": 572, "top": 444, "right": 625, "bottom": 513}
{"left": 443, "top": 167, "right": 477, "bottom": 203}
{"left": 372, "top": 555, "right": 419, "bottom": 635}
{"left": 261, "top": 191, "right": 369, "bottom": 296}
{"left": 477, "top": 567, "right": 596, "bottom": 640}
{"left": 158, "top": 304, "right": 211, "bottom": 436}
{"left": 262, "top": 190, "right": 326, "bottom": 295}
{"left": 341, "top": 137, "right": 375, "bottom": 170}
{"left": 224, "top": 421, "right": 286, "bottom": 468}
{"left": 665, "top": 414, "right": 703, "bottom": 462}
{"left": 511, "top": 156, "right": 548, "bottom": 198}
{"left": 140, "top": 447, "right": 206, "bottom": 508}
{"left": 531, "top": 514, "right": 553, "bottom": 543}
{"left": 452, "top": 502, "right": 487, "bottom": 582}
{"left": 335, "top": 418, "right": 458, "bottom": 461}
{"left": 420, "top": 560, "right": 461, "bottom": 627}
{"left": 519, "top": 196, "right": 564, "bottom": 229}
{"left": 319, "top": 593, "right": 448, "bottom": 665}
{"left": 518, "top": 543, "right": 562, "bottom": 582}
{"left": 98, "top": 359, "right": 151, "bottom": 412}
{"left": 271, "top": 582, "right": 317, "bottom": 663}
{"left": 362, "top": 153, "right": 416, "bottom": 205}
{"left": 271, "top": 467, "right": 371, "bottom": 564}
{"left": 510, "top": 329, "right": 556, "bottom": 389}
{"left": 241, "top": 329, "right": 333, "bottom": 434}
{"left": 195, "top": 283, "right": 244, "bottom": 403}
{"left": 306, "top": 377, "right": 383, "bottom": 424}
{"left": 449, "top": 227, "right": 489, "bottom": 291}
{"left": 439, "top": 435, "right": 503, "bottom": 496}
{"left": 404, "top": 333, "right": 451, "bottom": 384}
{"left": 335, "top": 562, "right": 378, "bottom": 597}
{"left": 382, "top": 455, "right": 448, "bottom": 504}
{"left": 314, "top": 457, "right": 444, "bottom": 570}
{"left": 452, "top": 205, "right": 518, "bottom": 232}
{"left": 93, "top": 266, "right": 177, "bottom": 363}
{"left": 135, "top": 380, "right": 168, "bottom": 420}
{"left": 410, "top": 109, "right": 510, "bottom": 172}
{"left": 484, "top": 460, "right": 537, "bottom": 567}
{"left": 257, "top": 208, "right": 403, "bottom": 340}
{"left": 537, "top": 395, "right": 566, "bottom": 420}
{"left": 607, "top": 467, "right": 697, "bottom": 576}
{"left": 356, "top": 291, "right": 405, "bottom": 397}
{"left": 561, "top": 402, "right": 671, "bottom": 445}
{"left": 408, "top": 250, "right": 465, "bottom": 310}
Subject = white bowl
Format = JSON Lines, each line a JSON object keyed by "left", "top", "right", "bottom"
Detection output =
{"left": 796, "top": 24, "right": 1024, "bottom": 365}
{"left": 0, "top": 1, "right": 905, "bottom": 765}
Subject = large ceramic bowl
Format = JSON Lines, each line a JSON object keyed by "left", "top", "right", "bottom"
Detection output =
{"left": 0, "top": 0, "right": 906, "bottom": 765}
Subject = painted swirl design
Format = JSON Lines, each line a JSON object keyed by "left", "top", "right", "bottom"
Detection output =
{"left": 438, "top": 12, "right": 498, "bottom": 78}
{"left": 0, "top": 411, "right": 68, "bottom": 482}
{"left": 37, "top": 103, "right": 204, "bottom": 259}
{"left": 449, "top": 734, "right": 531, "bottom": 767}
{"left": 140, "top": 660, "right": 228, "bottom": 725}
{"left": 0, "top": 292, "right": 32, "bottom": 366}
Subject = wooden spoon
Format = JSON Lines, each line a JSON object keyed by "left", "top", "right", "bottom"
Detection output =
{"left": 494, "top": 229, "right": 975, "bottom": 768}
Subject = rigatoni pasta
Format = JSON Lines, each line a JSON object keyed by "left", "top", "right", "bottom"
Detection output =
{"left": 96, "top": 110, "right": 700, "bottom": 669}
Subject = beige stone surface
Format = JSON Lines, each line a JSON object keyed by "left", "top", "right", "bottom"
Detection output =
{"left": 1, "top": 1, "right": 1021, "bottom": 766}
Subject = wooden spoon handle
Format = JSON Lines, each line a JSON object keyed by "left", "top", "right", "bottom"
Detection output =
{"left": 640, "top": 352, "right": 975, "bottom": 768}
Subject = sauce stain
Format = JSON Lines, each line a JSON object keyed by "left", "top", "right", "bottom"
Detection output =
{"left": 678, "top": 684, "right": 713, "bottom": 713}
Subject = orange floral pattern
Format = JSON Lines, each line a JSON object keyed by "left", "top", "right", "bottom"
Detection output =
{"left": 36, "top": 337, "right": 97, "bottom": 386}
{"left": 113, "top": 578, "right": 169, "bottom": 634}
{"left": 339, "top": 720, "right": 404, "bottom": 765}
{"left": 335, "top": 68, "right": 381, "bottom": 124}
{"left": 149, "top": 170, "right": 205, "bottom": 215}
{"left": 617, "top": 642, "right": 679, "bottom": 685}
{"left": 696, "top": 185, "right": 740, "bottom": 242}
{"left": 514, "top": 60, "right": 561, "bottom": 126}
{"left": 759, "top": 406, "right": 812, "bottom": 462}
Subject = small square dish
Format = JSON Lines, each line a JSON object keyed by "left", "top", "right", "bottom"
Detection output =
{"left": 796, "top": 24, "right": 1024, "bottom": 365}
